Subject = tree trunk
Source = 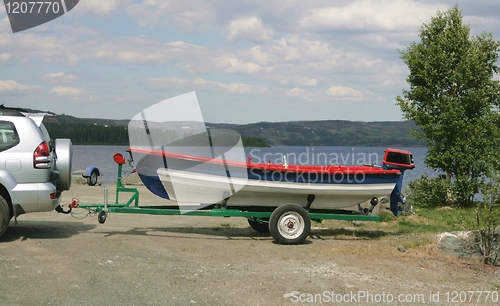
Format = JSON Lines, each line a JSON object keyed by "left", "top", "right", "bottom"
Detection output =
{"left": 446, "top": 171, "right": 454, "bottom": 205}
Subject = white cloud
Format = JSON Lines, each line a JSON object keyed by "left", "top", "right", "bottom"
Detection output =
{"left": 128, "top": 0, "right": 214, "bottom": 31}
{"left": 353, "top": 57, "right": 383, "bottom": 68}
{"left": 266, "top": 37, "right": 333, "bottom": 63}
{"left": 0, "top": 80, "right": 34, "bottom": 91}
{"left": 226, "top": 15, "right": 273, "bottom": 42}
{"left": 64, "top": 36, "right": 205, "bottom": 65}
{"left": 166, "top": 41, "right": 202, "bottom": 49}
{"left": 302, "top": 78, "right": 318, "bottom": 87}
{"left": 0, "top": 16, "right": 8, "bottom": 30}
{"left": 194, "top": 77, "right": 266, "bottom": 94}
{"left": 287, "top": 87, "right": 305, "bottom": 96}
{"left": 327, "top": 86, "right": 364, "bottom": 97}
{"left": 249, "top": 46, "right": 271, "bottom": 65}
{"left": 96, "top": 50, "right": 113, "bottom": 58}
{"left": 49, "top": 87, "right": 87, "bottom": 96}
{"left": 0, "top": 53, "right": 10, "bottom": 60}
{"left": 275, "top": 38, "right": 301, "bottom": 61}
{"left": 305, "top": 41, "right": 331, "bottom": 57}
{"left": 43, "top": 72, "right": 78, "bottom": 84}
{"left": 5, "top": 34, "right": 67, "bottom": 62}
{"left": 149, "top": 77, "right": 189, "bottom": 85}
{"left": 216, "top": 55, "right": 266, "bottom": 74}
{"left": 300, "top": 0, "right": 446, "bottom": 31}
{"left": 117, "top": 51, "right": 164, "bottom": 62}
{"left": 76, "top": 0, "right": 130, "bottom": 15}
{"left": 382, "top": 80, "right": 394, "bottom": 86}
{"left": 0, "top": 33, "right": 11, "bottom": 46}
{"left": 194, "top": 77, "right": 264, "bottom": 94}
{"left": 148, "top": 77, "right": 266, "bottom": 94}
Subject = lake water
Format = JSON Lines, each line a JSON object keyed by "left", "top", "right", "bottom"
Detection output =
{"left": 72, "top": 145, "right": 437, "bottom": 187}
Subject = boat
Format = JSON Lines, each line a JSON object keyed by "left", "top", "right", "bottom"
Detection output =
{"left": 128, "top": 147, "right": 414, "bottom": 212}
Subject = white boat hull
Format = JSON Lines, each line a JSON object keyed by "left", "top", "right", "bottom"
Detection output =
{"left": 157, "top": 168, "right": 396, "bottom": 209}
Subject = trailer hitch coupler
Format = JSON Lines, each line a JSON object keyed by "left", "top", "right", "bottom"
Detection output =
{"left": 55, "top": 198, "right": 80, "bottom": 214}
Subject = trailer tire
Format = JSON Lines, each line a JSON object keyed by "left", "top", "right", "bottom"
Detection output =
{"left": 98, "top": 210, "right": 107, "bottom": 224}
{"left": 87, "top": 169, "right": 99, "bottom": 186}
{"left": 269, "top": 204, "right": 310, "bottom": 245}
{"left": 247, "top": 219, "right": 270, "bottom": 233}
{"left": 0, "top": 195, "right": 11, "bottom": 238}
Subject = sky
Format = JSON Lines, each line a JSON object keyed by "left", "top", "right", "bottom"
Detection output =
{"left": 0, "top": 0, "right": 500, "bottom": 124}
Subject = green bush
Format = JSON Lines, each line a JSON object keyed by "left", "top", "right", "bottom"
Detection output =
{"left": 465, "top": 201, "right": 500, "bottom": 265}
{"left": 451, "top": 175, "right": 480, "bottom": 208}
{"left": 406, "top": 174, "right": 451, "bottom": 208}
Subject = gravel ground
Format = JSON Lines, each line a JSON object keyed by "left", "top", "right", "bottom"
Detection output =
{"left": 1, "top": 184, "right": 499, "bottom": 305}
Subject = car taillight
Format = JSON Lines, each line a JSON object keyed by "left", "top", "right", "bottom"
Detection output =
{"left": 34, "top": 141, "right": 51, "bottom": 169}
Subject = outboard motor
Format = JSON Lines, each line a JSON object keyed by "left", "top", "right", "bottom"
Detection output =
{"left": 382, "top": 149, "right": 415, "bottom": 216}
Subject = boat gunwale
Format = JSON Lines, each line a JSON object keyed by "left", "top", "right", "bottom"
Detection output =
{"left": 129, "top": 147, "right": 402, "bottom": 176}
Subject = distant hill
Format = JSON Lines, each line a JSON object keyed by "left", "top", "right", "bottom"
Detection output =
{"left": 43, "top": 113, "right": 424, "bottom": 147}
{"left": 209, "top": 120, "right": 425, "bottom": 147}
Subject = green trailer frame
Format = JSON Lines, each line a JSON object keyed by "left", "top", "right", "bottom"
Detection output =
{"left": 76, "top": 162, "right": 381, "bottom": 244}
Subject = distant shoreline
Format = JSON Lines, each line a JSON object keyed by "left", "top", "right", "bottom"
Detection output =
{"left": 44, "top": 115, "right": 425, "bottom": 147}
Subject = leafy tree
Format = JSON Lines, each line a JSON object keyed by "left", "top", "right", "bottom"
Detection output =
{"left": 397, "top": 5, "right": 500, "bottom": 207}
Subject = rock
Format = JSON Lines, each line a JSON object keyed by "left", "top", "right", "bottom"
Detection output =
{"left": 71, "top": 175, "right": 88, "bottom": 185}
{"left": 352, "top": 221, "right": 364, "bottom": 227}
{"left": 436, "top": 231, "right": 484, "bottom": 262}
{"left": 397, "top": 245, "right": 406, "bottom": 252}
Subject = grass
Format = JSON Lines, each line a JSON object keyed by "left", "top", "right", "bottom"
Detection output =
{"left": 379, "top": 211, "right": 395, "bottom": 222}
{"left": 319, "top": 207, "right": 475, "bottom": 242}
{"left": 384, "top": 207, "right": 472, "bottom": 234}
{"left": 320, "top": 227, "right": 389, "bottom": 239}
{"left": 401, "top": 237, "right": 435, "bottom": 249}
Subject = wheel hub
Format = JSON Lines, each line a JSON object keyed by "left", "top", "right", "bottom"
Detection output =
{"left": 278, "top": 212, "right": 304, "bottom": 238}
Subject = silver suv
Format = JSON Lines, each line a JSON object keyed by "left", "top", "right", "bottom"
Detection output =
{"left": 0, "top": 108, "right": 72, "bottom": 238}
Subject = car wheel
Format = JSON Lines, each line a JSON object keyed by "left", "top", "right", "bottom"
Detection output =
{"left": 54, "top": 139, "right": 73, "bottom": 190}
{"left": 0, "top": 195, "right": 11, "bottom": 238}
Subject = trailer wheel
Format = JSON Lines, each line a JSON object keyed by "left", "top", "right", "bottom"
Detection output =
{"left": 269, "top": 204, "right": 310, "bottom": 245}
{"left": 87, "top": 169, "right": 99, "bottom": 186}
{"left": 247, "top": 219, "right": 270, "bottom": 233}
{"left": 0, "top": 195, "right": 10, "bottom": 238}
{"left": 97, "top": 210, "right": 107, "bottom": 224}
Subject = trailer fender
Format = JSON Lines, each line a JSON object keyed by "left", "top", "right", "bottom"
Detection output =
{"left": 83, "top": 166, "right": 100, "bottom": 186}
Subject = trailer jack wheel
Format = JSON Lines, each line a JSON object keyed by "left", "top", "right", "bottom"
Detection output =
{"left": 269, "top": 204, "right": 310, "bottom": 245}
{"left": 98, "top": 210, "right": 108, "bottom": 224}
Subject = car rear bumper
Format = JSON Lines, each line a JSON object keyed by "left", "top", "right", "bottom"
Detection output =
{"left": 11, "top": 182, "right": 61, "bottom": 213}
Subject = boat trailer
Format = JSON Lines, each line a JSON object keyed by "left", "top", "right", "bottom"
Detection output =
{"left": 59, "top": 153, "right": 404, "bottom": 245}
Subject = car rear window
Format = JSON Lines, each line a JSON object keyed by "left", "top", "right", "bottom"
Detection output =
{"left": 0, "top": 121, "right": 19, "bottom": 152}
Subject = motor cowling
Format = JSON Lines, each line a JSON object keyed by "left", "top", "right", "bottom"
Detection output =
{"left": 382, "top": 148, "right": 415, "bottom": 171}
